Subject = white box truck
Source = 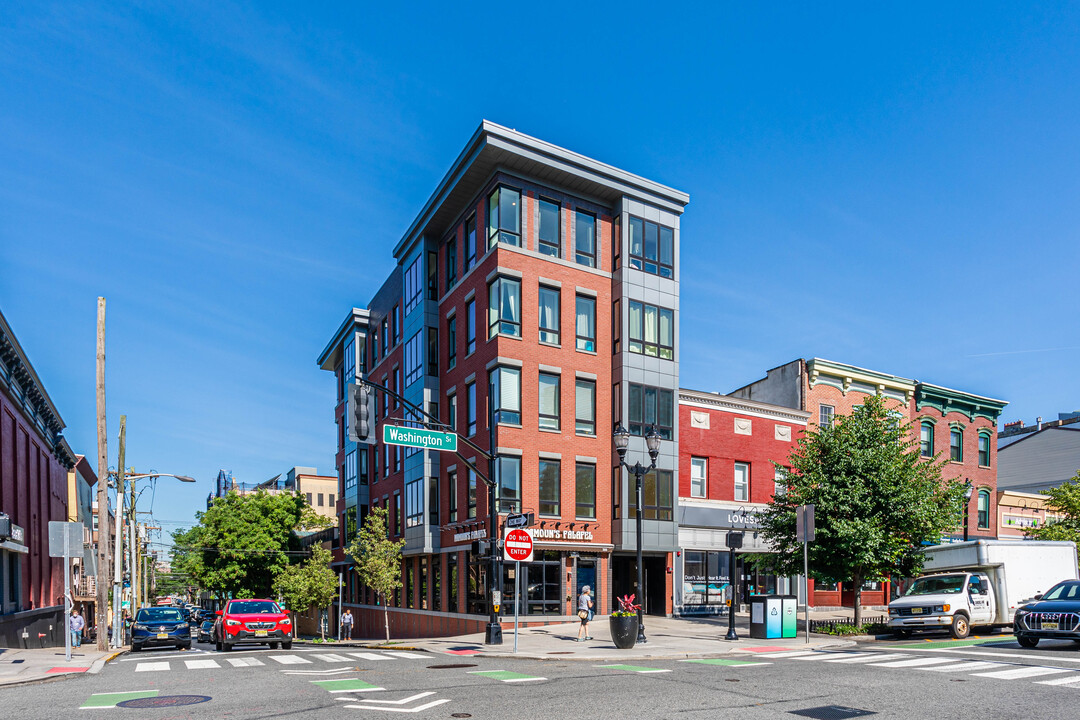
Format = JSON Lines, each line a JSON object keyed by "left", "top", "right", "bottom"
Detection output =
{"left": 887, "top": 540, "right": 1078, "bottom": 639}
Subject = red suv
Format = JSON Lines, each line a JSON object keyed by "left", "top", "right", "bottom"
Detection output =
{"left": 213, "top": 599, "right": 293, "bottom": 651}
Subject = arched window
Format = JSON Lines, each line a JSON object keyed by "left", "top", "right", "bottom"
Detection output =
{"left": 920, "top": 421, "right": 935, "bottom": 458}
{"left": 950, "top": 427, "right": 963, "bottom": 462}
{"left": 978, "top": 431, "right": 992, "bottom": 467}
{"left": 977, "top": 489, "right": 990, "bottom": 529}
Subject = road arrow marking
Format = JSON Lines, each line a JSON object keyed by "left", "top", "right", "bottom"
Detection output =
{"left": 344, "top": 698, "right": 452, "bottom": 713}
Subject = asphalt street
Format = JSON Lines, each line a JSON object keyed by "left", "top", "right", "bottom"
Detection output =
{"left": 6, "top": 636, "right": 1080, "bottom": 719}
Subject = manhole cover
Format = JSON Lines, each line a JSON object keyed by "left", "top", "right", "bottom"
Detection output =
{"left": 789, "top": 707, "right": 876, "bottom": 720}
{"left": 426, "top": 663, "right": 477, "bottom": 669}
{"left": 547, "top": 651, "right": 574, "bottom": 655}
{"left": 117, "top": 695, "right": 211, "bottom": 709}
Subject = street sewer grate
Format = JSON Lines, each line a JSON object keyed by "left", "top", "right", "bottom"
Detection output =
{"left": 789, "top": 707, "right": 876, "bottom": 720}
{"left": 547, "top": 651, "right": 574, "bottom": 655}
{"left": 451, "top": 714, "right": 473, "bottom": 718}
{"left": 117, "top": 695, "right": 211, "bottom": 709}
{"left": 427, "top": 664, "right": 477, "bottom": 669}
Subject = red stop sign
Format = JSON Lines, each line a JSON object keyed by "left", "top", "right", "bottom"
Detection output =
{"left": 504, "top": 528, "right": 534, "bottom": 562}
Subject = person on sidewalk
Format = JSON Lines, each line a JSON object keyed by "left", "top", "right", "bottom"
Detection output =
{"left": 576, "top": 586, "right": 594, "bottom": 642}
{"left": 341, "top": 609, "right": 354, "bottom": 641}
{"left": 70, "top": 609, "right": 84, "bottom": 648}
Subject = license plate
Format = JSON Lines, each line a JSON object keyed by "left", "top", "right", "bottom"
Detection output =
{"left": 156, "top": 633, "right": 168, "bottom": 639}
{"left": 255, "top": 630, "right": 268, "bottom": 637}
{"left": 910, "top": 608, "right": 923, "bottom": 615}
{"left": 1043, "top": 622, "right": 1059, "bottom": 630}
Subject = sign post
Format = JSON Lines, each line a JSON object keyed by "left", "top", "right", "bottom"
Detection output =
{"left": 796, "top": 504, "right": 816, "bottom": 643}
{"left": 49, "top": 521, "right": 83, "bottom": 661}
{"left": 503, "top": 529, "right": 534, "bottom": 652}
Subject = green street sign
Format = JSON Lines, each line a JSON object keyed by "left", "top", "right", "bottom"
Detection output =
{"left": 382, "top": 424, "right": 458, "bottom": 452}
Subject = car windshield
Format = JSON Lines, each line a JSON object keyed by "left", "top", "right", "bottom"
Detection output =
{"left": 200, "top": 621, "right": 213, "bottom": 629}
{"left": 228, "top": 601, "right": 281, "bottom": 614}
{"left": 136, "top": 608, "right": 183, "bottom": 622}
{"left": 1042, "top": 582, "right": 1080, "bottom": 601}
{"left": 904, "top": 575, "right": 966, "bottom": 596}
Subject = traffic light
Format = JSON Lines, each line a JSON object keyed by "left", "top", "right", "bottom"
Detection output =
{"left": 347, "top": 383, "right": 374, "bottom": 444}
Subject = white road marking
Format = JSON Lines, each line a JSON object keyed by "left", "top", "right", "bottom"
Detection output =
{"left": 226, "top": 657, "right": 265, "bottom": 667}
{"left": 1034, "top": 674, "right": 1080, "bottom": 686}
{"left": 379, "top": 651, "right": 427, "bottom": 659}
{"left": 921, "top": 648, "right": 1080, "bottom": 664}
{"left": 121, "top": 650, "right": 206, "bottom": 662}
{"left": 281, "top": 668, "right": 356, "bottom": 675}
{"left": 826, "top": 653, "right": 909, "bottom": 664}
{"left": 312, "top": 653, "right": 354, "bottom": 663}
{"left": 135, "top": 662, "right": 169, "bottom": 672}
{"left": 268, "top": 654, "right": 311, "bottom": 665}
{"left": 344, "top": 698, "right": 451, "bottom": 713}
{"left": 869, "top": 657, "right": 961, "bottom": 668}
{"left": 972, "top": 666, "right": 1073, "bottom": 680}
{"left": 349, "top": 652, "right": 396, "bottom": 661}
{"left": 184, "top": 659, "right": 220, "bottom": 670}
{"left": 820, "top": 653, "right": 878, "bottom": 662}
{"left": 790, "top": 653, "right": 851, "bottom": 661}
{"left": 920, "top": 662, "right": 1003, "bottom": 673}
{"left": 359, "top": 692, "right": 436, "bottom": 705}
{"left": 753, "top": 651, "right": 820, "bottom": 659}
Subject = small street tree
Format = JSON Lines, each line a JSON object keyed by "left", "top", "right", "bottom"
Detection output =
{"left": 345, "top": 506, "right": 404, "bottom": 643}
{"left": 1025, "top": 469, "right": 1080, "bottom": 568}
{"left": 758, "top": 394, "right": 967, "bottom": 626}
{"left": 274, "top": 545, "right": 339, "bottom": 639}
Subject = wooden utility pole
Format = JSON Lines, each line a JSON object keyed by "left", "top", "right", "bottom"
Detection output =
{"left": 95, "top": 298, "right": 109, "bottom": 651}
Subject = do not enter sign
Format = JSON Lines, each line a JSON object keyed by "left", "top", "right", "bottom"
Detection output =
{"left": 503, "top": 528, "right": 533, "bottom": 563}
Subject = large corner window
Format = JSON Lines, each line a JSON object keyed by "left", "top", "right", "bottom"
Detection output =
{"left": 405, "top": 478, "right": 423, "bottom": 528}
{"left": 404, "top": 257, "right": 423, "bottom": 314}
{"left": 496, "top": 456, "right": 521, "bottom": 513}
{"left": 538, "top": 199, "right": 561, "bottom": 257}
{"left": 575, "top": 295, "right": 596, "bottom": 352}
{"left": 627, "top": 383, "right": 674, "bottom": 440}
{"left": 539, "top": 459, "right": 560, "bottom": 516}
{"left": 488, "top": 276, "right": 521, "bottom": 338}
{"left": 538, "top": 286, "right": 560, "bottom": 344}
{"left": 487, "top": 186, "right": 521, "bottom": 248}
{"left": 628, "top": 301, "right": 674, "bottom": 359}
{"left": 977, "top": 489, "right": 990, "bottom": 529}
{"left": 628, "top": 215, "right": 674, "bottom": 278}
{"left": 575, "top": 210, "right": 596, "bottom": 267}
{"left": 920, "top": 421, "right": 935, "bottom": 458}
{"left": 950, "top": 427, "right": 963, "bottom": 462}
{"left": 404, "top": 331, "right": 423, "bottom": 386}
{"left": 489, "top": 366, "right": 522, "bottom": 426}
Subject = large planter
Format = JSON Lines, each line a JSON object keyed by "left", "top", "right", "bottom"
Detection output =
{"left": 609, "top": 614, "right": 639, "bottom": 649}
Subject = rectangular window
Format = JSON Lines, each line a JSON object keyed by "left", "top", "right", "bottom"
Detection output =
{"left": 575, "top": 295, "right": 596, "bottom": 352}
{"left": 538, "top": 373, "right": 560, "bottom": 430}
{"left": 487, "top": 186, "right": 521, "bottom": 247}
{"left": 428, "top": 476, "right": 438, "bottom": 526}
{"left": 920, "top": 422, "right": 934, "bottom": 457}
{"left": 690, "top": 457, "right": 707, "bottom": 498}
{"left": 329, "top": 494, "right": 335, "bottom": 506}
{"left": 489, "top": 366, "right": 521, "bottom": 425}
{"left": 950, "top": 429, "right": 963, "bottom": 462}
{"left": 394, "top": 306, "right": 401, "bottom": 343}
{"left": 774, "top": 467, "right": 785, "bottom": 497}
{"left": 538, "top": 199, "right": 561, "bottom": 257}
{"left": 575, "top": 463, "right": 596, "bottom": 518}
{"left": 345, "top": 450, "right": 357, "bottom": 491}
{"left": 447, "top": 317, "right": 457, "bottom": 369}
{"left": 538, "top": 286, "right": 561, "bottom": 345}
{"left": 467, "top": 468, "right": 477, "bottom": 518}
{"left": 427, "top": 327, "right": 439, "bottom": 377}
{"left": 575, "top": 379, "right": 596, "bottom": 435}
{"left": 488, "top": 276, "right": 521, "bottom": 338}
{"left": 448, "top": 393, "right": 457, "bottom": 433}
{"left": 465, "top": 215, "right": 477, "bottom": 270}
{"left": 381, "top": 319, "right": 388, "bottom": 355}
{"left": 496, "top": 456, "right": 521, "bottom": 513}
{"left": 317, "top": 493, "right": 324, "bottom": 507}
{"left": 466, "top": 383, "right": 477, "bottom": 436}
{"left": 405, "top": 479, "right": 422, "bottom": 528}
{"left": 977, "top": 490, "right": 990, "bottom": 529}
{"left": 538, "top": 459, "right": 560, "bottom": 516}
{"left": 466, "top": 299, "right": 476, "bottom": 354}
{"left": 575, "top": 210, "right": 596, "bottom": 267}
{"left": 628, "top": 300, "right": 674, "bottom": 359}
{"left": 628, "top": 215, "right": 674, "bottom": 278}
{"left": 734, "top": 462, "right": 749, "bottom": 502}
{"left": 978, "top": 433, "right": 991, "bottom": 466}
{"left": 404, "top": 331, "right": 423, "bottom": 386}
{"left": 448, "top": 470, "right": 458, "bottom": 522}
{"left": 819, "top": 405, "right": 834, "bottom": 429}
{"left": 427, "top": 250, "right": 438, "bottom": 301}
{"left": 627, "top": 383, "right": 674, "bottom": 440}
{"left": 628, "top": 468, "right": 673, "bottom": 520}
{"left": 446, "top": 237, "right": 457, "bottom": 289}
{"left": 404, "top": 257, "right": 423, "bottom": 314}
{"left": 393, "top": 493, "right": 401, "bottom": 536}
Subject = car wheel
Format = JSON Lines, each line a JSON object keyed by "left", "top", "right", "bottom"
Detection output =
{"left": 950, "top": 614, "right": 971, "bottom": 639}
{"left": 892, "top": 629, "right": 912, "bottom": 640}
{"left": 282, "top": 641, "right": 292, "bottom": 650}
{"left": 1018, "top": 635, "right": 1040, "bottom": 648}
{"left": 131, "top": 643, "right": 141, "bottom": 653}
{"left": 223, "top": 641, "right": 233, "bottom": 652}
{"left": 269, "top": 642, "right": 280, "bottom": 649}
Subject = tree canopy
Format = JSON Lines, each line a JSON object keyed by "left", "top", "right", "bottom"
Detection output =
{"left": 346, "top": 505, "right": 404, "bottom": 642}
{"left": 757, "top": 394, "right": 967, "bottom": 625}
{"left": 1025, "top": 469, "right": 1080, "bottom": 567}
{"left": 274, "top": 544, "right": 339, "bottom": 639}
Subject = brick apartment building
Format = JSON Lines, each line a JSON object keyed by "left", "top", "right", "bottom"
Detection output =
{"left": 319, "top": 121, "right": 689, "bottom": 638}
{"left": 731, "top": 358, "right": 1007, "bottom": 608}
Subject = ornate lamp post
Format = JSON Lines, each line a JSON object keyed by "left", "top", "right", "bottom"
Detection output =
{"left": 962, "top": 479, "right": 974, "bottom": 542}
{"left": 613, "top": 423, "right": 661, "bottom": 645}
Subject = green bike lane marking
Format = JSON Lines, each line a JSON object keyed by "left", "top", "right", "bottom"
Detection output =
{"left": 468, "top": 670, "right": 547, "bottom": 683}
{"left": 311, "top": 678, "right": 384, "bottom": 693}
{"left": 80, "top": 690, "right": 159, "bottom": 709}
{"left": 895, "top": 635, "right": 1017, "bottom": 649}
{"left": 595, "top": 664, "right": 672, "bottom": 674}
{"left": 681, "top": 658, "right": 772, "bottom": 667}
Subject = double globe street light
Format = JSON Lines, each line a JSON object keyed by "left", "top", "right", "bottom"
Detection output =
{"left": 613, "top": 423, "right": 662, "bottom": 645}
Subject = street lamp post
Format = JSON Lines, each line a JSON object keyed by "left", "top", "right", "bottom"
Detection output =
{"left": 962, "top": 480, "right": 974, "bottom": 542}
{"left": 613, "top": 424, "right": 661, "bottom": 645}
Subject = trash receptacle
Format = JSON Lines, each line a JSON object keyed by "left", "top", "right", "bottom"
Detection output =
{"left": 749, "top": 595, "right": 799, "bottom": 639}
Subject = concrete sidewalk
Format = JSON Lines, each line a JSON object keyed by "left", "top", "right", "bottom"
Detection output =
{"left": 0, "top": 645, "right": 122, "bottom": 687}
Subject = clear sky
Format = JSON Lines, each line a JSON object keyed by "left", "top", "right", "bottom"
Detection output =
{"left": 3, "top": 3, "right": 1079, "bottom": 543}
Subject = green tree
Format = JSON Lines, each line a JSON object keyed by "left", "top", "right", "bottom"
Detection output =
{"left": 345, "top": 506, "right": 404, "bottom": 643}
{"left": 173, "top": 490, "right": 329, "bottom": 600}
{"left": 274, "top": 545, "right": 340, "bottom": 640}
{"left": 758, "top": 394, "right": 967, "bottom": 626}
{"left": 1026, "top": 470, "right": 1080, "bottom": 568}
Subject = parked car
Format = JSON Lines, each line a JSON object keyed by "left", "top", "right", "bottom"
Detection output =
{"left": 1014, "top": 579, "right": 1080, "bottom": 648}
{"left": 197, "top": 620, "right": 214, "bottom": 643}
{"left": 131, "top": 606, "right": 191, "bottom": 652}
{"left": 213, "top": 598, "right": 293, "bottom": 652}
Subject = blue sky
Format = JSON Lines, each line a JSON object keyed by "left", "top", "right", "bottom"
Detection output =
{"left": 3, "top": 2, "right": 1079, "bottom": 543}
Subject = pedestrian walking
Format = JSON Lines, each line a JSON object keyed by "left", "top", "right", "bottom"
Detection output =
{"left": 70, "top": 609, "right": 85, "bottom": 648}
{"left": 576, "top": 586, "right": 594, "bottom": 642}
{"left": 341, "top": 609, "right": 354, "bottom": 641}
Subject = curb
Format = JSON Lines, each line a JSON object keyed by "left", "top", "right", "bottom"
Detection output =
{"left": 88, "top": 650, "right": 125, "bottom": 674}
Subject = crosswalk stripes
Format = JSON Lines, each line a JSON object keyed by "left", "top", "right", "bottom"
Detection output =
{"left": 227, "top": 657, "right": 265, "bottom": 667}
{"left": 131, "top": 649, "right": 418, "bottom": 674}
{"left": 348, "top": 652, "right": 397, "bottom": 661}
{"left": 868, "top": 657, "right": 960, "bottom": 668}
{"left": 971, "top": 666, "right": 1073, "bottom": 680}
{"left": 268, "top": 655, "right": 311, "bottom": 665}
{"left": 380, "top": 651, "right": 427, "bottom": 659}
{"left": 823, "top": 653, "right": 909, "bottom": 664}
{"left": 920, "top": 661, "right": 1002, "bottom": 673}
{"left": 135, "top": 661, "right": 169, "bottom": 672}
{"left": 184, "top": 659, "right": 220, "bottom": 670}
{"left": 1034, "top": 674, "right": 1080, "bottom": 686}
{"left": 311, "top": 653, "right": 354, "bottom": 663}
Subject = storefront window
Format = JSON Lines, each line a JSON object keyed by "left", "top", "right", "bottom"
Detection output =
{"left": 682, "top": 550, "right": 731, "bottom": 610}
{"left": 466, "top": 552, "right": 487, "bottom": 615}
